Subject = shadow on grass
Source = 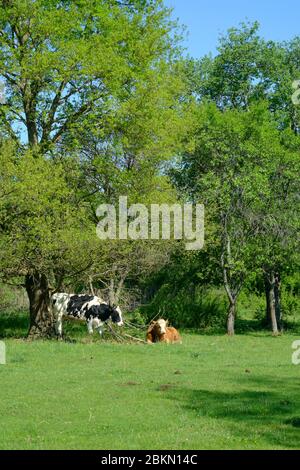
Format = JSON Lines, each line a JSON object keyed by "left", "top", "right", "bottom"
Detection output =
{"left": 0, "top": 311, "right": 89, "bottom": 341}
{"left": 235, "top": 318, "right": 269, "bottom": 334}
{"left": 0, "top": 309, "right": 96, "bottom": 338}
{"left": 0, "top": 311, "right": 29, "bottom": 338}
{"left": 1, "top": 311, "right": 297, "bottom": 341}
{"left": 0, "top": 311, "right": 145, "bottom": 343}
{"left": 236, "top": 319, "right": 300, "bottom": 338}
{"left": 185, "top": 318, "right": 300, "bottom": 338}
{"left": 163, "top": 376, "right": 300, "bottom": 449}
{"left": 184, "top": 319, "right": 272, "bottom": 337}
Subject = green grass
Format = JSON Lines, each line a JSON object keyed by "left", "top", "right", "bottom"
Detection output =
{"left": 1, "top": 321, "right": 300, "bottom": 449}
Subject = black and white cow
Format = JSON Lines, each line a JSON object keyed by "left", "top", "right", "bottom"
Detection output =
{"left": 51, "top": 293, "right": 123, "bottom": 337}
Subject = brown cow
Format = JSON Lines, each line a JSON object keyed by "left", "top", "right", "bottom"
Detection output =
{"left": 146, "top": 319, "right": 182, "bottom": 344}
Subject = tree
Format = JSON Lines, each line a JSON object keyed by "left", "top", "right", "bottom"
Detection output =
{"left": 247, "top": 127, "right": 300, "bottom": 333}
{"left": 194, "top": 21, "right": 268, "bottom": 109}
{"left": 183, "top": 22, "right": 300, "bottom": 332}
{"left": 173, "top": 102, "right": 300, "bottom": 335}
{"left": 194, "top": 20, "right": 300, "bottom": 133}
{"left": 0, "top": 0, "right": 181, "bottom": 146}
{"left": 0, "top": 0, "right": 190, "bottom": 337}
{"left": 0, "top": 140, "right": 99, "bottom": 337}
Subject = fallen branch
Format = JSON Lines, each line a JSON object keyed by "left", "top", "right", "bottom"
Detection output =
{"left": 148, "top": 311, "right": 161, "bottom": 325}
{"left": 106, "top": 323, "right": 125, "bottom": 343}
{"left": 123, "top": 333, "right": 147, "bottom": 344}
{"left": 124, "top": 320, "right": 146, "bottom": 330}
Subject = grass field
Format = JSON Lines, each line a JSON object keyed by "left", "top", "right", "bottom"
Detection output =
{"left": 1, "top": 316, "right": 300, "bottom": 450}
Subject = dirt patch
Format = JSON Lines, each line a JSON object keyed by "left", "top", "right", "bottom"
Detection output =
{"left": 157, "top": 383, "right": 175, "bottom": 392}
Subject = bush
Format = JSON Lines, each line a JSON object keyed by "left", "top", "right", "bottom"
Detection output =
{"left": 281, "top": 285, "right": 300, "bottom": 326}
{"left": 127, "top": 309, "right": 147, "bottom": 326}
{"left": 141, "top": 285, "right": 227, "bottom": 330}
{"left": 0, "top": 284, "right": 28, "bottom": 314}
{"left": 236, "top": 291, "right": 266, "bottom": 323}
{"left": 239, "top": 286, "right": 300, "bottom": 328}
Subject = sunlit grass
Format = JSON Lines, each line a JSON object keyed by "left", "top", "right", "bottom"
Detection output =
{"left": 1, "top": 320, "right": 300, "bottom": 450}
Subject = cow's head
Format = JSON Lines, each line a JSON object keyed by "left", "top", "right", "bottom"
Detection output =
{"left": 109, "top": 304, "right": 124, "bottom": 326}
{"left": 156, "top": 319, "right": 168, "bottom": 336}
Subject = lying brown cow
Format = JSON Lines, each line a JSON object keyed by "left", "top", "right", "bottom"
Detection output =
{"left": 146, "top": 319, "right": 182, "bottom": 344}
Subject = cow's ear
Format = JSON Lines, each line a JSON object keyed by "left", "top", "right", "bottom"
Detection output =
{"left": 166, "top": 319, "right": 169, "bottom": 325}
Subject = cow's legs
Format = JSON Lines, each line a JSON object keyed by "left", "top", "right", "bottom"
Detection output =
{"left": 96, "top": 325, "right": 104, "bottom": 336}
{"left": 92, "top": 318, "right": 104, "bottom": 336}
{"left": 55, "top": 315, "right": 63, "bottom": 338}
{"left": 87, "top": 319, "right": 94, "bottom": 334}
{"left": 87, "top": 318, "right": 104, "bottom": 336}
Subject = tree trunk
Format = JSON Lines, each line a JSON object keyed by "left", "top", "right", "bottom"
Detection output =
{"left": 274, "top": 273, "right": 282, "bottom": 331}
{"left": 108, "top": 270, "right": 128, "bottom": 306}
{"left": 268, "top": 273, "right": 279, "bottom": 335}
{"left": 264, "top": 274, "right": 271, "bottom": 326}
{"left": 264, "top": 272, "right": 280, "bottom": 335}
{"left": 227, "top": 301, "right": 236, "bottom": 336}
{"left": 220, "top": 220, "right": 240, "bottom": 337}
{"left": 108, "top": 278, "right": 116, "bottom": 305}
{"left": 269, "top": 288, "right": 278, "bottom": 336}
{"left": 25, "top": 272, "right": 55, "bottom": 339}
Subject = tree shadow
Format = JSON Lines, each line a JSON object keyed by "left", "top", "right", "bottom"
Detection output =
{"left": 163, "top": 375, "right": 300, "bottom": 449}
{"left": 235, "top": 318, "right": 270, "bottom": 335}
{"left": 0, "top": 312, "right": 29, "bottom": 338}
{"left": 236, "top": 319, "right": 300, "bottom": 337}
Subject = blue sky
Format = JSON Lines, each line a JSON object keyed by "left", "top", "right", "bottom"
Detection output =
{"left": 165, "top": 0, "right": 300, "bottom": 58}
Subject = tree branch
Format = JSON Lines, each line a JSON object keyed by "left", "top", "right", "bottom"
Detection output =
{"left": 41, "top": 79, "right": 67, "bottom": 144}
{"left": 51, "top": 102, "right": 92, "bottom": 143}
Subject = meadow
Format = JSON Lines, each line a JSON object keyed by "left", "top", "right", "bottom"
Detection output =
{"left": 0, "top": 314, "right": 300, "bottom": 450}
{"left": 0, "top": 0, "right": 299, "bottom": 454}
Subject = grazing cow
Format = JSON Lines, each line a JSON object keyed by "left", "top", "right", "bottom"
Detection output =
{"left": 51, "top": 293, "right": 123, "bottom": 338}
{"left": 146, "top": 319, "right": 181, "bottom": 344}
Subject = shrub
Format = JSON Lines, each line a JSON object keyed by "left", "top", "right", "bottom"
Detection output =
{"left": 141, "top": 285, "right": 227, "bottom": 329}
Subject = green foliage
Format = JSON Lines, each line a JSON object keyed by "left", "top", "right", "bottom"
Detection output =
{"left": 197, "top": 21, "right": 267, "bottom": 109}
{"left": 142, "top": 286, "right": 227, "bottom": 330}
{"left": 0, "top": 284, "right": 27, "bottom": 313}
{"left": 172, "top": 94, "right": 299, "bottom": 331}
{"left": 127, "top": 308, "right": 147, "bottom": 327}
{"left": 0, "top": 1, "right": 193, "bottom": 317}
{"left": 0, "top": 9, "right": 299, "bottom": 335}
{"left": 190, "top": 20, "right": 300, "bottom": 130}
{"left": 281, "top": 286, "right": 300, "bottom": 327}
{"left": 0, "top": 141, "right": 97, "bottom": 281}
{"left": 0, "top": 311, "right": 29, "bottom": 339}
{"left": 0, "top": 0, "right": 190, "bottom": 151}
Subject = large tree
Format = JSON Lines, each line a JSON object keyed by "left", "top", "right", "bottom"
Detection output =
{"left": 173, "top": 103, "right": 300, "bottom": 335}
{"left": 193, "top": 20, "right": 300, "bottom": 132}
{"left": 0, "top": 0, "right": 191, "bottom": 337}
{"left": 0, "top": 141, "right": 100, "bottom": 337}
{"left": 181, "top": 22, "right": 300, "bottom": 333}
